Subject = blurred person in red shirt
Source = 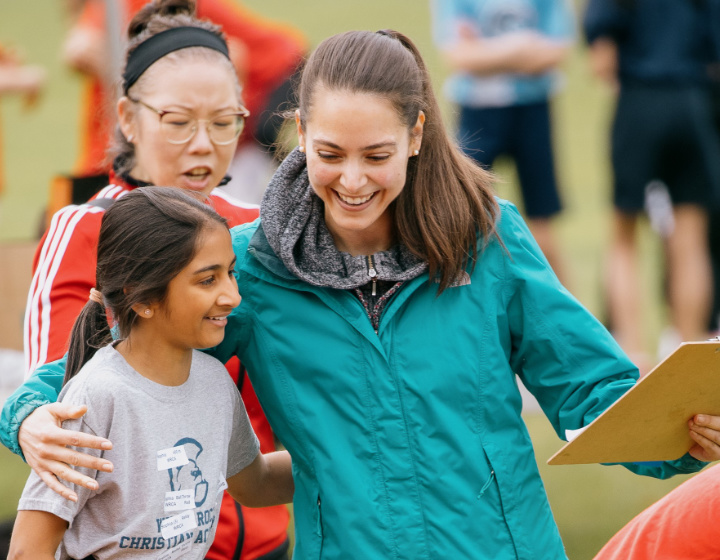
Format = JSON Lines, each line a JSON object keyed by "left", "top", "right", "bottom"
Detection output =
{"left": 63, "top": 0, "right": 305, "bottom": 203}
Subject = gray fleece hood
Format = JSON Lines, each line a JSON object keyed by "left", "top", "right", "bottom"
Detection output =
{"left": 259, "top": 148, "right": 428, "bottom": 290}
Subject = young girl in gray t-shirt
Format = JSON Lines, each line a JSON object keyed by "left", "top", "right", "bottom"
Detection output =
{"left": 9, "top": 188, "right": 294, "bottom": 559}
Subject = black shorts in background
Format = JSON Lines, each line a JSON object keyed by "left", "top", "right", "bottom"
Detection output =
{"left": 611, "top": 82, "right": 720, "bottom": 213}
{"left": 457, "top": 101, "right": 562, "bottom": 219}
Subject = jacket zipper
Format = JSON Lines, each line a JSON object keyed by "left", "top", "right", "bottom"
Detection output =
{"left": 367, "top": 255, "right": 377, "bottom": 297}
{"left": 478, "top": 470, "right": 495, "bottom": 499}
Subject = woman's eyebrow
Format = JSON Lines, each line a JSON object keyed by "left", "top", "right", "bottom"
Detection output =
{"left": 313, "top": 138, "right": 397, "bottom": 150}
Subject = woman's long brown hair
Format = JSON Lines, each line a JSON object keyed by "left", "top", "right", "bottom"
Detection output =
{"left": 296, "top": 30, "right": 499, "bottom": 293}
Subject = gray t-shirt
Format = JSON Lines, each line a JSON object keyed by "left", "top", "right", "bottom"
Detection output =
{"left": 18, "top": 344, "right": 260, "bottom": 559}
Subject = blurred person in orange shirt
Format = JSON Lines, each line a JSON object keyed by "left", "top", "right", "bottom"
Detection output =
{"left": 593, "top": 463, "right": 720, "bottom": 560}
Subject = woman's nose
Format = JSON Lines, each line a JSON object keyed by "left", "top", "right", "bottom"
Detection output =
{"left": 339, "top": 161, "right": 368, "bottom": 193}
{"left": 187, "top": 121, "right": 214, "bottom": 153}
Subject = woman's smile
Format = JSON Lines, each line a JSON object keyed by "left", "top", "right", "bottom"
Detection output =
{"left": 334, "top": 190, "right": 377, "bottom": 209}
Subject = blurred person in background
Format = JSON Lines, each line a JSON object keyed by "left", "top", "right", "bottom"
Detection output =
{"left": 431, "top": 0, "right": 575, "bottom": 284}
{"left": 593, "top": 462, "right": 720, "bottom": 559}
{"left": 584, "top": 0, "right": 720, "bottom": 373}
{"left": 705, "top": 2, "right": 720, "bottom": 335}
{"left": 15, "top": 1, "right": 291, "bottom": 558}
{"left": 62, "top": 0, "right": 305, "bottom": 203}
{"left": 0, "top": 44, "right": 45, "bottom": 197}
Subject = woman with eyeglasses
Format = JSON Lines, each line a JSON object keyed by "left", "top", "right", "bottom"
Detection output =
{"left": 10, "top": 0, "right": 291, "bottom": 558}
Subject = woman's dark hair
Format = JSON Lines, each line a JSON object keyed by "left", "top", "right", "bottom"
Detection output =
{"left": 111, "top": 0, "right": 240, "bottom": 176}
{"left": 64, "top": 187, "right": 228, "bottom": 384}
{"left": 295, "top": 30, "right": 498, "bottom": 293}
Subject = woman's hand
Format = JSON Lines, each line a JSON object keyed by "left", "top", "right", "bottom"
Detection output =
{"left": 688, "top": 415, "right": 720, "bottom": 462}
{"left": 18, "top": 403, "right": 114, "bottom": 502}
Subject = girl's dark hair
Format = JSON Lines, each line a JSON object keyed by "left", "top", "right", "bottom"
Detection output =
{"left": 65, "top": 187, "right": 228, "bottom": 384}
{"left": 112, "top": 0, "right": 239, "bottom": 176}
{"left": 295, "top": 30, "right": 498, "bottom": 293}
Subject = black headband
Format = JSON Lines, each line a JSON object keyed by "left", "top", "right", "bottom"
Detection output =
{"left": 122, "top": 27, "right": 230, "bottom": 93}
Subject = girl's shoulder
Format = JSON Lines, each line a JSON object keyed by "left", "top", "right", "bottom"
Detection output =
{"left": 190, "top": 350, "right": 234, "bottom": 380}
{"left": 57, "top": 346, "right": 127, "bottom": 432}
{"left": 189, "top": 351, "right": 241, "bottom": 410}
{"left": 60, "top": 345, "right": 125, "bottom": 400}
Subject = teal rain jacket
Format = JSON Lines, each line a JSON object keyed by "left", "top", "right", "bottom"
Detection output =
{"left": 1, "top": 200, "right": 705, "bottom": 559}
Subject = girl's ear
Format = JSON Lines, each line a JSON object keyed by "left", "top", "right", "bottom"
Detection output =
{"left": 130, "top": 303, "right": 154, "bottom": 319}
{"left": 117, "top": 96, "right": 136, "bottom": 143}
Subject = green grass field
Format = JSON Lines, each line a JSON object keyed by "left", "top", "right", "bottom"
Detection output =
{"left": 0, "top": 1, "right": 683, "bottom": 558}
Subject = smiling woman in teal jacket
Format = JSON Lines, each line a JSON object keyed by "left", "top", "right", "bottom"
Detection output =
{"left": 4, "top": 29, "right": 720, "bottom": 559}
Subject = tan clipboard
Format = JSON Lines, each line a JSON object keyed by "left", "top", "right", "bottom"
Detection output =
{"left": 547, "top": 340, "right": 720, "bottom": 465}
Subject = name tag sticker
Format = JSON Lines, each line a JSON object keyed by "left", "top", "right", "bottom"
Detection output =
{"left": 217, "top": 474, "right": 228, "bottom": 494}
{"left": 158, "top": 539, "right": 193, "bottom": 560}
{"left": 160, "top": 510, "right": 197, "bottom": 540}
{"left": 164, "top": 489, "right": 195, "bottom": 512}
{"left": 157, "top": 445, "right": 189, "bottom": 471}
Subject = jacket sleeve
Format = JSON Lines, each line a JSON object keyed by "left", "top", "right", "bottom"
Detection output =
{"left": 0, "top": 355, "right": 67, "bottom": 458}
{"left": 24, "top": 205, "right": 103, "bottom": 376}
{"left": 498, "top": 201, "right": 706, "bottom": 477}
{"left": 583, "top": 0, "right": 630, "bottom": 44}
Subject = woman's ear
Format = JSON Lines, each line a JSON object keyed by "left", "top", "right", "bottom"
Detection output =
{"left": 117, "top": 96, "right": 136, "bottom": 143}
{"left": 410, "top": 110, "right": 425, "bottom": 155}
{"left": 295, "top": 109, "right": 306, "bottom": 153}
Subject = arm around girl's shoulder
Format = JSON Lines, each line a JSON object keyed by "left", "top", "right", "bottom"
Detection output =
{"left": 0, "top": 355, "right": 69, "bottom": 456}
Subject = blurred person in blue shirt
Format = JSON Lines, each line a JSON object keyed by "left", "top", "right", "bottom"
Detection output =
{"left": 432, "top": 0, "right": 575, "bottom": 283}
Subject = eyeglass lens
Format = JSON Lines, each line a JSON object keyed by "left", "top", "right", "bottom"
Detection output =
{"left": 159, "top": 112, "right": 245, "bottom": 145}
